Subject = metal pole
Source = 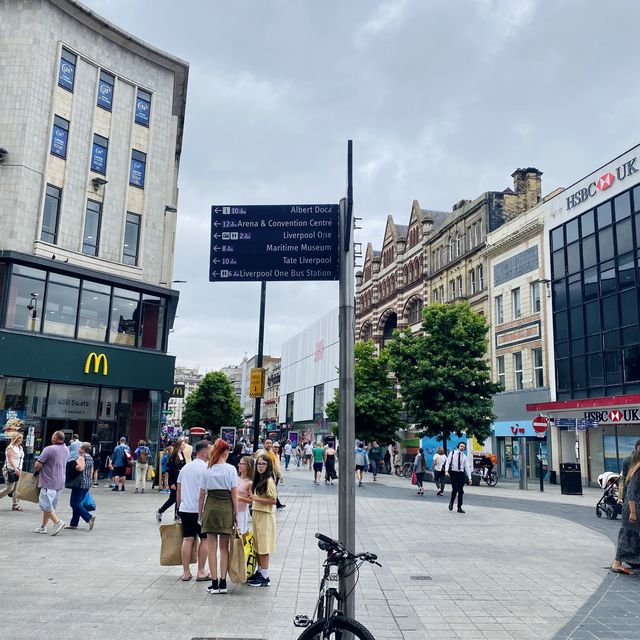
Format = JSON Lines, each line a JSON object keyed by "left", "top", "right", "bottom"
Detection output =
{"left": 539, "top": 440, "right": 544, "bottom": 492}
{"left": 252, "top": 280, "right": 266, "bottom": 452}
{"left": 338, "top": 140, "right": 356, "bottom": 621}
{"left": 518, "top": 436, "right": 527, "bottom": 490}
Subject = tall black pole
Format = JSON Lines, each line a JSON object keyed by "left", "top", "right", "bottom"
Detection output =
{"left": 252, "top": 280, "right": 267, "bottom": 452}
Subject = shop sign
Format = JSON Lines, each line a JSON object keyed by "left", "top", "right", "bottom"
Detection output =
{"left": 47, "top": 384, "right": 99, "bottom": 419}
{"left": 491, "top": 421, "right": 540, "bottom": 438}
{"left": 584, "top": 408, "right": 640, "bottom": 423}
{"left": 84, "top": 352, "right": 108, "bottom": 376}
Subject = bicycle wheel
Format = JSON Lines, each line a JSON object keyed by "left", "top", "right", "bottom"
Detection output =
{"left": 402, "top": 465, "right": 413, "bottom": 479}
{"left": 297, "top": 616, "right": 376, "bottom": 640}
{"left": 487, "top": 471, "right": 498, "bottom": 487}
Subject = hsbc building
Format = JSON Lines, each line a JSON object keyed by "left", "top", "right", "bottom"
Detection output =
{"left": 526, "top": 144, "right": 640, "bottom": 484}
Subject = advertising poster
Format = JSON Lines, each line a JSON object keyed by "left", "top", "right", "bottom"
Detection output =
{"left": 289, "top": 431, "right": 298, "bottom": 447}
{"left": 51, "top": 124, "right": 68, "bottom": 157}
{"left": 91, "top": 143, "right": 107, "bottom": 173}
{"left": 135, "top": 96, "right": 150, "bottom": 125}
{"left": 97, "top": 79, "right": 113, "bottom": 109}
{"left": 58, "top": 58, "right": 74, "bottom": 90}
{"left": 130, "top": 159, "right": 145, "bottom": 187}
{"left": 221, "top": 426, "right": 236, "bottom": 448}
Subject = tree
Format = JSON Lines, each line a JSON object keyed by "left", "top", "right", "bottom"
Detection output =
{"left": 386, "top": 302, "right": 500, "bottom": 448}
{"left": 326, "top": 341, "right": 403, "bottom": 444}
{"left": 182, "top": 371, "right": 243, "bottom": 432}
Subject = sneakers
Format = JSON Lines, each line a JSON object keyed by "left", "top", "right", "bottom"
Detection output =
{"left": 141, "top": 489, "right": 145, "bottom": 494}
{"left": 155, "top": 511, "right": 162, "bottom": 524}
{"left": 247, "top": 573, "right": 270, "bottom": 587}
{"left": 111, "top": 486, "right": 119, "bottom": 492}
{"left": 134, "top": 489, "right": 139, "bottom": 494}
{"left": 89, "top": 516, "right": 96, "bottom": 531}
{"left": 217, "top": 579, "right": 228, "bottom": 594}
{"left": 276, "top": 503, "right": 286, "bottom": 510}
{"left": 358, "top": 481, "right": 362, "bottom": 487}
{"left": 64, "top": 524, "right": 78, "bottom": 529}
{"left": 120, "top": 486, "right": 125, "bottom": 492}
{"left": 51, "top": 520, "right": 65, "bottom": 536}
{"left": 207, "top": 579, "right": 219, "bottom": 594}
{"left": 34, "top": 526, "right": 47, "bottom": 534}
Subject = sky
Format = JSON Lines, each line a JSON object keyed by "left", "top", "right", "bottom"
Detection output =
{"left": 83, "top": 0, "right": 640, "bottom": 372}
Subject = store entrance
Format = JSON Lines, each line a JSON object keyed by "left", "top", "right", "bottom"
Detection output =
{"left": 44, "top": 419, "right": 96, "bottom": 445}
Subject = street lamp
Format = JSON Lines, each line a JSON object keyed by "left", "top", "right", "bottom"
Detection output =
{"left": 26, "top": 293, "right": 38, "bottom": 331}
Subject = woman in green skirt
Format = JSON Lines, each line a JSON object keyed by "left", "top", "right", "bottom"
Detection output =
{"left": 198, "top": 438, "right": 238, "bottom": 594}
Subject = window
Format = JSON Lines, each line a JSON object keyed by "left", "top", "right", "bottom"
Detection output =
{"left": 91, "top": 134, "right": 108, "bottom": 174}
{"left": 439, "top": 285, "right": 444, "bottom": 301}
{"left": 123, "top": 213, "right": 141, "bottom": 266}
{"left": 4, "top": 265, "right": 46, "bottom": 331}
{"left": 512, "top": 288, "right": 521, "bottom": 319}
{"left": 533, "top": 347, "right": 544, "bottom": 388}
{"left": 477, "top": 264, "right": 484, "bottom": 290}
{"left": 58, "top": 47, "right": 76, "bottom": 92}
{"left": 514, "top": 352, "right": 523, "bottom": 390}
{"left": 448, "top": 237, "right": 454, "bottom": 262}
{"left": 135, "top": 88, "right": 151, "bottom": 126}
{"left": 82, "top": 200, "right": 102, "bottom": 256}
{"left": 531, "top": 281, "right": 541, "bottom": 313}
{"left": 407, "top": 298, "right": 423, "bottom": 324}
{"left": 313, "top": 384, "right": 325, "bottom": 420}
{"left": 97, "top": 70, "right": 115, "bottom": 110}
{"left": 41, "top": 185, "right": 61, "bottom": 244}
{"left": 449, "top": 280, "right": 455, "bottom": 301}
{"left": 469, "top": 269, "right": 476, "bottom": 295}
{"left": 43, "top": 273, "right": 80, "bottom": 338}
{"left": 286, "top": 392, "right": 295, "bottom": 424}
{"left": 77, "top": 281, "right": 110, "bottom": 342}
{"left": 455, "top": 233, "right": 462, "bottom": 257}
{"left": 495, "top": 295, "right": 504, "bottom": 324}
{"left": 497, "top": 356, "right": 505, "bottom": 390}
{"left": 456, "top": 276, "right": 463, "bottom": 297}
{"left": 140, "top": 294, "right": 166, "bottom": 350}
{"left": 109, "top": 287, "right": 140, "bottom": 346}
{"left": 130, "top": 149, "right": 146, "bottom": 188}
{"left": 50, "top": 116, "right": 69, "bottom": 158}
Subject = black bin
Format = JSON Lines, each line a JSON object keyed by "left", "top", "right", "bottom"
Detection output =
{"left": 560, "top": 462, "right": 582, "bottom": 495}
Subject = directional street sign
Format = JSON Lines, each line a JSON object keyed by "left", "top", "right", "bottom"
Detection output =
{"left": 209, "top": 204, "right": 340, "bottom": 282}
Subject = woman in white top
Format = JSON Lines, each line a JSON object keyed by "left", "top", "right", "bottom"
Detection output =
{"left": 198, "top": 439, "right": 238, "bottom": 595}
{"left": 236, "top": 455, "right": 254, "bottom": 534}
{"left": 1, "top": 432, "right": 25, "bottom": 510}
{"left": 432, "top": 446, "right": 447, "bottom": 496}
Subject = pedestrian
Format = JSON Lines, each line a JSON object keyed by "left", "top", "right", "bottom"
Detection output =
{"left": 246, "top": 455, "right": 277, "bottom": 587}
{"left": 324, "top": 443, "right": 337, "bottom": 485}
{"left": 156, "top": 437, "right": 186, "bottom": 523}
{"left": 355, "top": 442, "right": 369, "bottom": 487}
{"left": 258, "top": 439, "right": 285, "bottom": 509}
{"left": 183, "top": 437, "right": 193, "bottom": 463}
{"left": 620, "top": 439, "right": 640, "bottom": 499}
{"left": 109, "top": 437, "right": 131, "bottom": 492}
{"left": 432, "top": 446, "right": 447, "bottom": 496}
{"left": 312, "top": 441, "right": 324, "bottom": 485}
{"left": 68, "top": 433, "right": 81, "bottom": 462}
{"left": 161, "top": 445, "right": 172, "bottom": 492}
{"left": 611, "top": 450, "right": 640, "bottom": 575}
{"left": 198, "top": 438, "right": 238, "bottom": 595}
{"left": 295, "top": 443, "right": 302, "bottom": 469}
{"left": 303, "top": 441, "right": 313, "bottom": 470}
{"left": 227, "top": 442, "right": 243, "bottom": 472}
{"left": 384, "top": 447, "right": 392, "bottom": 474}
{"left": 237, "top": 455, "right": 255, "bottom": 534}
{"left": 445, "top": 441, "right": 472, "bottom": 513}
{"left": 90, "top": 434, "right": 101, "bottom": 487}
{"left": 176, "top": 439, "right": 211, "bottom": 582}
{"left": 393, "top": 450, "right": 401, "bottom": 476}
{"left": 133, "top": 439, "right": 151, "bottom": 494}
{"left": 33, "top": 430, "right": 69, "bottom": 535}
{"left": 284, "top": 440, "right": 292, "bottom": 470}
{"left": 65, "top": 442, "right": 96, "bottom": 531}
{"left": 413, "top": 448, "right": 427, "bottom": 496}
{"left": 0, "top": 431, "right": 25, "bottom": 511}
{"left": 368, "top": 441, "right": 382, "bottom": 481}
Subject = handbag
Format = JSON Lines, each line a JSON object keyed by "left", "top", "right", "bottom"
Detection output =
{"left": 243, "top": 530, "right": 258, "bottom": 578}
{"left": 146, "top": 465, "right": 155, "bottom": 481}
{"left": 7, "top": 468, "right": 19, "bottom": 483}
{"left": 65, "top": 460, "right": 82, "bottom": 489}
{"left": 411, "top": 471, "right": 417, "bottom": 485}
{"left": 159, "top": 523, "right": 197, "bottom": 566}
{"left": 15, "top": 470, "right": 40, "bottom": 503}
{"left": 228, "top": 527, "right": 247, "bottom": 583}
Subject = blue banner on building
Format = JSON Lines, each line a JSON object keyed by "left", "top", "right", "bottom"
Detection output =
{"left": 97, "top": 79, "right": 113, "bottom": 110}
{"left": 51, "top": 124, "right": 68, "bottom": 157}
{"left": 58, "top": 58, "right": 74, "bottom": 91}
{"left": 130, "top": 158, "right": 145, "bottom": 187}
{"left": 91, "top": 143, "right": 107, "bottom": 174}
{"left": 135, "top": 96, "right": 150, "bottom": 126}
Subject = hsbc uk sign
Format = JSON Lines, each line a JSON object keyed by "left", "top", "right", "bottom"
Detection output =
{"left": 583, "top": 408, "right": 640, "bottom": 423}
{"left": 566, "top": 157, "right": 638, "bottom": 210}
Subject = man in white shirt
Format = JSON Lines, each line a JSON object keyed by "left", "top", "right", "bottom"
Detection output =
{"left": 445, "top": 441, "right": 472, "bottom": 513}
{"left": 304, "top": 442, "right": 314, "bottom": 470}
{"left": 176, "top": 440, "right": 211, "bottom": 581}
{"left": 283, "top": 441, "right": 293, "bottom": 470}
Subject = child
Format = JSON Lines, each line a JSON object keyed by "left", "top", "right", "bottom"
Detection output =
{"left": 247, "top": 454, "right": 277, "bottom": 587}
{"left": 161, "top": 446, "right": 172, "bottom": 493}
{"left": 236, "top": 455, "right": 254, "bottom": 534}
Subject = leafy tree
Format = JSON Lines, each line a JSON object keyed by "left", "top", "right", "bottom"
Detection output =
{"left": 386, "top": 302, "right": 500, "bottom": 449}
{"left": 326, "top": 341, "right": 403, "bottom": 444}
{"left": 182, "top": 371, "right": 243, "bottom": 432}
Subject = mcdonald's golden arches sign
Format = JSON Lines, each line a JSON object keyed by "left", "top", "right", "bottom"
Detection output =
{"left": 84, "top": 352, "right": 108, "bottom": 376}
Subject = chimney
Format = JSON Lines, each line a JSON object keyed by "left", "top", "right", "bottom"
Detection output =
{"left": 511, "top": 167, "right": 543, "bottom": 209}
{"left": 421, "top": 214, "right": 434, "bottom": 237}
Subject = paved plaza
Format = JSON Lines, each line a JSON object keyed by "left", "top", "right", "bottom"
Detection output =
{"left": 1, "top": 469, "right": 639, "bottom": 640}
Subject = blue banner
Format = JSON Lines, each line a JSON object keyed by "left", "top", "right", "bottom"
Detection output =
{"left": 91, "top": 143, "right": 107, "bottom": 174}
{"left": 58, "top": 57, "right": 74, "bottom": 91}
{"left": 97, "top": 79, "right": 113, "bottom": 110}
{"left": 130, "top": 158, "right": 145, "bottom": 187}
{"left": 135, "top": 96, "right": 150, "bottom": 126}
{"left": 51, "top": 124, "right": 68, "bottom": 157}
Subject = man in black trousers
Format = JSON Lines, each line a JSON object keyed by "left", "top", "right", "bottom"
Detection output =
{"left": 445, "top": 441, "right": 472, "bottom": 513}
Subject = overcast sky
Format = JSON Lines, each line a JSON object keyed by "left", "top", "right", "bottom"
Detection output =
{"left": 84, "top": 0, "right": 639, "bottom": 372}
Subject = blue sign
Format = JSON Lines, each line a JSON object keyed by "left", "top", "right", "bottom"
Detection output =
{"left": 209, "top": 204, "right": 340, "bottom": 282}
{"left": 135, "top": 96, "right": 150, "bottom": 126}
{"left": 97, "top": 79, "right": 113, "bottom": 110}
{"left": 556, "top": 417, "right": 576, "bottom": 427}
{"left": 492, "top": 421, "right": 541, "bottom": 438}
{"left": 58, "top": 58, "right": 74, "bottom": 91}
{"left": 51, "top": 124, "right": 68, "bottom": 157}
{"left": 91, "top": 143, "right": 107, "bottom": 174}
{"left": 130, "top": 159, "right": 145, "bottom": 187}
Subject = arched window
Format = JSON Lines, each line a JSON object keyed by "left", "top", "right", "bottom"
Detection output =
{"left": 361, "top": 322, "right": 373, "bottom": 341}
{"left": 407, "top": 298, "right": 424, "bottom": 324}
{"left": 455, "top": 233, "right": 462, "bottom": 257}
{"left": 381, "top": 312, "right": 397, "bottom": 347}
{"left": 478, "top": 264, "right": 484, "bottom": 290}
{"left": 448, "top": 237, "right": 454, "bottom": 262}
{"left": 469, "top": 269, "right": 476, "bottom": 295}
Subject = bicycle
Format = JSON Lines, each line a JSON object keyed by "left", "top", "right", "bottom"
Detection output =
{"left": 395, "top": 462, "right": 413, "bottom": 478}
{"left": 479, "top": 464, "right": 498, "bottom": 486}
{"left": 293, "top": 532, "right": 381, "bottom": 639}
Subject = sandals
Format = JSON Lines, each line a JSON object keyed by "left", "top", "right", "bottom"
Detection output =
{"left": 11, "top": 505, "right": 23, "bottom": 511}
{"left": 611, "top": 566, "right": 633, "bottom": 575}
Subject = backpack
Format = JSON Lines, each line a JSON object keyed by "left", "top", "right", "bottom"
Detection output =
{"left": 138, "top": 448, "right": 149, "bottom": 464}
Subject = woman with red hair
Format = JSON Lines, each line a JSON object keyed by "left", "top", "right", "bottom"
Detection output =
{"left": 198, "top": 438, "right": 238, "bottom": 594}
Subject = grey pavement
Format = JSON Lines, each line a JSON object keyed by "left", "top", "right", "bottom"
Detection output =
{"left": 0, "top": 469, "right": 637, "bottom": 640}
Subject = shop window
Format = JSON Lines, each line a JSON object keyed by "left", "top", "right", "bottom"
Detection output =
{"left": 98, "top": 387, "right": 119, "bottom": 420}
{"left": 41, "top": 185, "right": 62, "bottom": 244}
{"left": 82, "top": 200, "right": 102, "bottom": 256}
{"left": 43, "top": 273, "right": 79, "bottom": 338}
{"left": 123, "top": 212, "right": 141, "bottom": 265}
{"left": 495, "top": 295, "right": 503, "bottom": 324}
{"left": 513, "top": 352, "right": 523, "bottom": 390}
{"left": 615, "top": 192, "right": 632, "bottom": 221}
{"left": 5, "top": 265, "right": 46, "bottom": 332}
{"left": 91, "top": 134, "right": 108, "bottom": 175}
{"left": 47, "top": 384, "right": 99, "bottom": 420}
{"left": 109, "top": 288, "right": 140, "bottom": 346}
{"left": 140, "top": 294, "right": 166, "bottom": 350}
{"left": 129, "top": 149, "right": 146, "bottom": 188}
{"left": 58, "top": 47, "right": 76, "bottom": 92}
{"left": 497, "top": 355, "right": 505, "bottom": 390}
{"left": 50, "top": 116, "right": 69, "bottom": 158}
{"left": 533, "top": 347, "right": 544, "bottom": 388}
{"left": 77, "top": 281, "right": 110, "bottom": 342}
{"left": 135, "top": 88, "right": 151, "bottom": 126}
{"left": 97, "top": 70, "right": 114, "bottom": 111}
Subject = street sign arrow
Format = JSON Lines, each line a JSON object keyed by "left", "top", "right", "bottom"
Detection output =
{"left": 212, "top": 245, "right": 220, "bottom": 252}
{"left": 213, "top": 233, "right": 220, "bottom": 239}
{"left": 212, "top": 220, "right": 221, "bottom": 227}
{"left": 211, "top": 258, "right": 220, "bottom": 264}
{"left": 214, "top": 208, "right": 221, "bottom": 214}
{"left": 211, "top": 271, "right": 219, "bottom": 278}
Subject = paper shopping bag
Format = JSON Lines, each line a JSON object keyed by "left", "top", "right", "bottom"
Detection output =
{"left": 228, "top": 527, "right": 247, "bottom": 583}
{"left": 15, "top": 471, "right": 40, "bottom": 503}
{"left": 159, "top": 523, "right": 197, "bottom": 566}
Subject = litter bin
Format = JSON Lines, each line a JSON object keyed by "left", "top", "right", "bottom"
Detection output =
{"left": 471, "top": 473, "right": 481, "bottom": 487}
{"left": 560, "top": 462, "right": 582, "bottom": 495}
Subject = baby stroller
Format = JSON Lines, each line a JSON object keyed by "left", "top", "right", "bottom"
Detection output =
{"left": 596, "top": 471, "right": 622, "bottom": 520}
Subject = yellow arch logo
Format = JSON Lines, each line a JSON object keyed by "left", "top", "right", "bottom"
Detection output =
{"left": 84, "top": 352, "right": 108, "bottom": 376}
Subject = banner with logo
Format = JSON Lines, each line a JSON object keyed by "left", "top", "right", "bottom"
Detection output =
{"left": 130, "top": 158, "right": 145, "bottom": 187}
{"left": 58, "top": 58, "right": 74, "bottom": 91}
{"left": 91, "top": 143, "right": 107, "bottom": 174}
{"left": 51, "top": 123, "right": 68, "bottom": 157}
{"left": 135, "top": 96, "right": 150, "bottom": 126}
{"left": 97, "top": 78, "right": 113, "bottom": 110}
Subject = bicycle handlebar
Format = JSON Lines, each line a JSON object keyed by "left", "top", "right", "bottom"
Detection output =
{"left": 315, "top": 533, "right": 380, "bottom": 565}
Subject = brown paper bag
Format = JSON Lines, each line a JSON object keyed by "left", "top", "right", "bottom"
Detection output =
{"left": 15, "top": 471, "right": 40, "bottom": 504}
{"left": 228, "top": 527, "right": 247, "bottom": 583}
{"left": 159, "top": 522, "right": 198, "bottom": 566}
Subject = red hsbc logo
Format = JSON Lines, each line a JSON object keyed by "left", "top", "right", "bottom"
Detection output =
{"left": 596, "top": 172, "right": 615, "bottom": 191}
{"left": 609, "top": 409, "right": 622, "bottom": 422}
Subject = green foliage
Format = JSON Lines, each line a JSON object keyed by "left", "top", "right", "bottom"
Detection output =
{"left": 182, "top": 371, "right": 243, "bottom": 432}
{"left": 326, "top": 341, "right": 403, "bottom": 445}
{"left": 386, "top": 302, "right": 500, "bottom": 447}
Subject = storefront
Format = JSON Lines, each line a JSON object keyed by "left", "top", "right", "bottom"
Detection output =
{"left": 491, "top": 421, "right": 549, "bottom": 481}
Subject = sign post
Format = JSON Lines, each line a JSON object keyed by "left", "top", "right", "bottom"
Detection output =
{"left": 533, "top": 415, "right": 549, "bottom": 493}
